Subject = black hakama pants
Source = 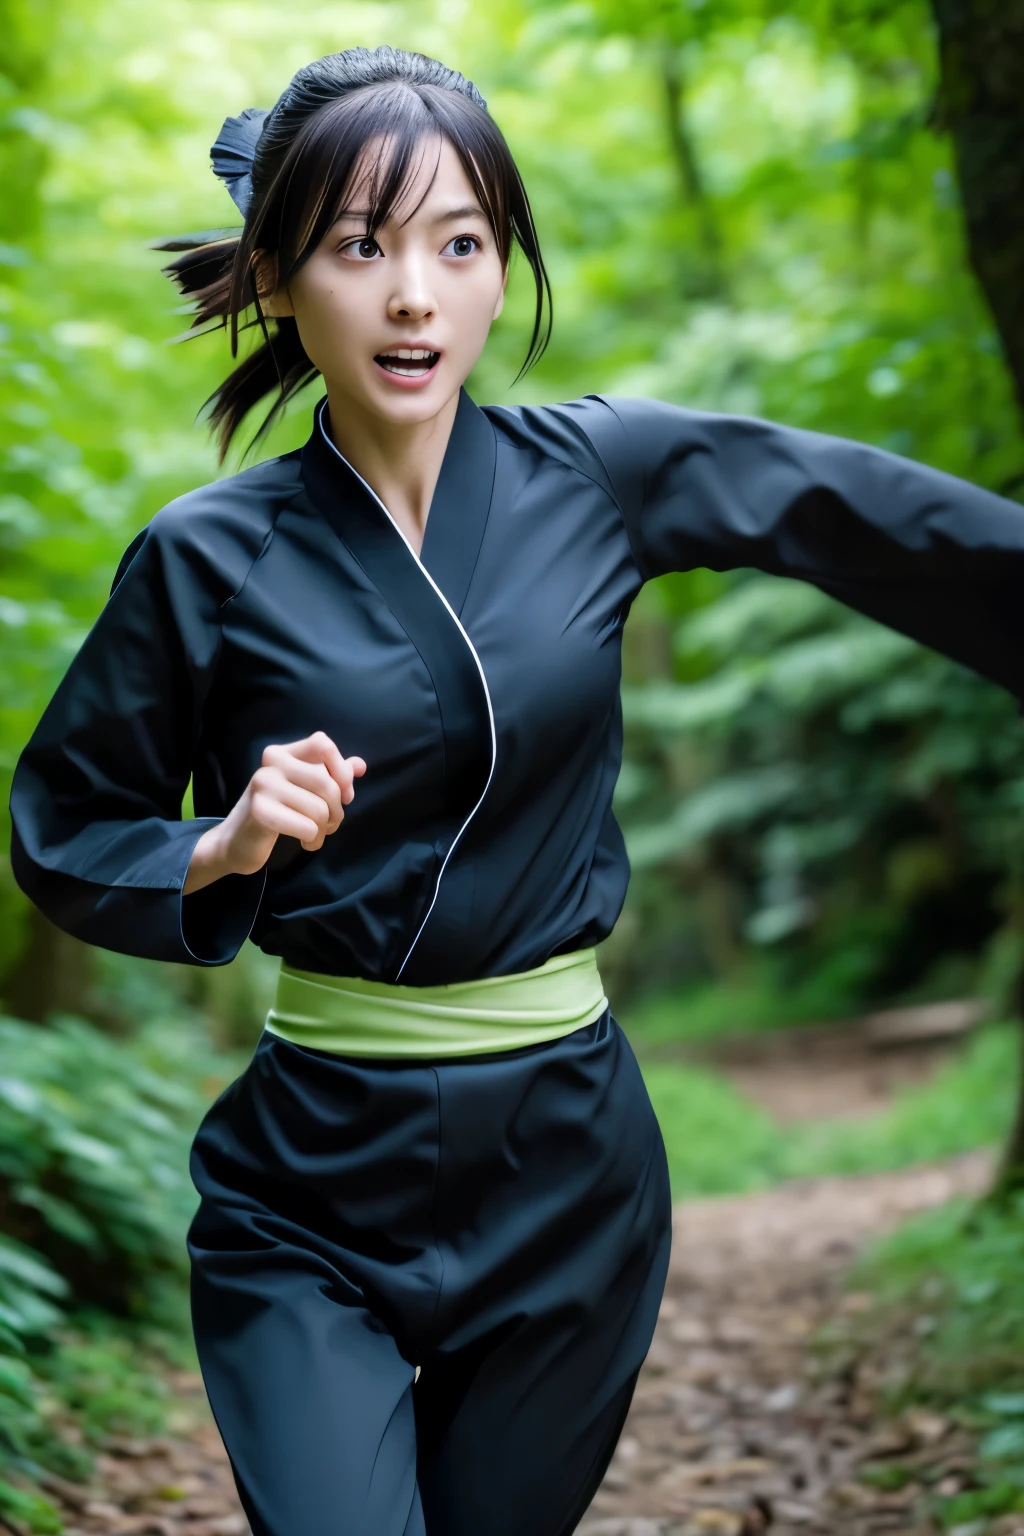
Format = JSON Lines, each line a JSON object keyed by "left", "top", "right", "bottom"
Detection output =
{"left": 186, "top": 1009, "right": 672, "bottom": 1536}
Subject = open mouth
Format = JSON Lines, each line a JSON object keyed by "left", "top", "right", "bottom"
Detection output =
{"left": 373, "top": 348, "right": 441, "bottom": 378}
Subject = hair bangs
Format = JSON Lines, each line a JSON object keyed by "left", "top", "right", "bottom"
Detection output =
{"left": 261, "top": 87, "right": 451, "bottom": 285}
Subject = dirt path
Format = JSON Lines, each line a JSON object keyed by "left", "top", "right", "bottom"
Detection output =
{"left": 580, "top": 1150, "right": 996, "bottom": 1536}
{"left": 43, "top": 1150, "right": 1002, "bottom": 1536}
{"left": 663, "top": 1000, "right": 989, "bottom": 1124}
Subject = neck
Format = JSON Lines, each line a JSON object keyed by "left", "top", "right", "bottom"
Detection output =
{"left": 322, "top": 384, "right": 461, "bottom": 559}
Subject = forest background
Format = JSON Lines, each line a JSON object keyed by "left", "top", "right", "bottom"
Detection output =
{"left": 3, "top": 0, "right": 1024, "bottom": 1531}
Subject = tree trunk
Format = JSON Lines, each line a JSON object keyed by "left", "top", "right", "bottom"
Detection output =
{"left": 991, "top": 945, "right": 1024, "bottom": 1199}
{"left": 1, "top": 907, "right": 96, "bottom": 1023}
{"left": 930, "top": 0, "right": 1024, "bottom": 418}
{"left": 930, "top": 0, "right": 1024, "bottom": 1195}
{"left": 660, "top": 43, "right": 728, "bottom": 298}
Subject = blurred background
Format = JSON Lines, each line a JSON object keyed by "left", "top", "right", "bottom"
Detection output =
{"left": 3, "top": 0, "right": 1024, "bottom": 1531}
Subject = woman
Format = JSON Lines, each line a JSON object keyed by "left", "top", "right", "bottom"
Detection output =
{"left": 9, "top": 42, "right": 1024, "bottom": 1536}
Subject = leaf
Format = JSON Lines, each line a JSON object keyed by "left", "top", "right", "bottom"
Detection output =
{"left": 979, "top": 1422, "right": 1024, "bottom": 1463}
{"left": 0, "top": 1242, "right": 67, "bottom": 1301}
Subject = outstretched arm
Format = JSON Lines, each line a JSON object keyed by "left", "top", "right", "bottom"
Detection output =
{"left": 569, "top": 393, "right": 1024, "bottom": 696}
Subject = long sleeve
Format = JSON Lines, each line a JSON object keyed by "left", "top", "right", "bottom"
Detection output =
{"left": 9, "top": 500, "right": 268, "bottom": 966}
{"left": 569, "top": 394, "right": 1024, "bottom": 696}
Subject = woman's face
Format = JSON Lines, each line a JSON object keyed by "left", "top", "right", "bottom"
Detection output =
{"left": 260, "top": 135, "right": 507, "bottom": 427}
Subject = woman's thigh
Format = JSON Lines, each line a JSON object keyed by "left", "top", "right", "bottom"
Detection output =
{"left": 415, "top": 1012, "right": 673, "bottom": 1535}
{"left": 186, "top": 1045, "right": 442, "bottom": 1536}
{"left": 189, "top": 1249, "right": 424, "bottom": 1536}
{"left": 415, "top": 1266, "right": 665, "bottom": 1536}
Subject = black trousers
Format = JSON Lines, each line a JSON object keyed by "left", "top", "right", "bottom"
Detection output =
{"left": 187, "top": 1010, "right": 672, "bottom": 1536}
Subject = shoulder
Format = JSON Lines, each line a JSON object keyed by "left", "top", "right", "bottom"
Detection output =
{"left": 483, "top": 393, "right": 623, "bottom": 461}
{"left": 112, "top": 450, "right": 303, "bottom": 596}
{"left": 482, "top": 393, "right": 681, "bottom": 516}
{"left": 482, "top": 393, "right": 639, "bottom": 505}
{"left": 148, "top": 449, "right": 301, "bottom": 550}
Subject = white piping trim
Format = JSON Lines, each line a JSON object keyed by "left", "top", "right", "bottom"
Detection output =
{"left": 316, "top": 402, "right": 497, "bottom": 979}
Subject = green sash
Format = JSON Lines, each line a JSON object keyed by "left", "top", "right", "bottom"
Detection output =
{"left": 264, "top": 948, "right": 608, "bottom": 1058}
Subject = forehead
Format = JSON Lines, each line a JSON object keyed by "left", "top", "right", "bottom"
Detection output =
{"left": 340, "top": 134, "right": 479, "bottom": 224}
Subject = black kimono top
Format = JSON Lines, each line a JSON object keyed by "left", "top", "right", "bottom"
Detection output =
{"left": 10, "top": 390, "right": 1024, "bottom": 986}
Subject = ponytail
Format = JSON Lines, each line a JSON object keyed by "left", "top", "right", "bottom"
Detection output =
{"left": 153, "top": 226, "right": 318, "bottom": 460}
{"left": 206, "top": 319, "right": 316, "bottom": 460}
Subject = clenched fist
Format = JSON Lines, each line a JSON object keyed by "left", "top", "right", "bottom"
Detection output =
{"left": 184, "top": 732, "right": 366, "bottom": 895}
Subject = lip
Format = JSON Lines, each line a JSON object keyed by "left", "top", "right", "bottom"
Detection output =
{"left": 372, "top": 345, "right": 443, "bottom": 390}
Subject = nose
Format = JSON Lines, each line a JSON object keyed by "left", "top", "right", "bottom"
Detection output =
{"left": 387, "top": 252, "right": 436, "bottom": 323}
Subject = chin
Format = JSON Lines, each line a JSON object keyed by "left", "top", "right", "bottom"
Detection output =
{"left": 370, "top": 381, "right": 460, "bottom": 421}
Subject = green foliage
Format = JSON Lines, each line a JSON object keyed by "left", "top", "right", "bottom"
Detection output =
{"left": 0, "top": 1014, "right": 238, "bottom": 1316}
{"left": 0, "top": 1238, "right": 73, "bottom": 1533}
{"left": 784, "top": 1023, "right": 1020, "bottom": 1179}
{"left": 640, "top": 1022, "right": 1018, "bottom": 1198}
{"left": 621, "top": 959, "right": 864, "bottom": 1049}
{"left": 641, "top": 1058, "right": 784, "bottom": 1196}
{"left": 617, "top": 571, "right": 1024, "bottom": 1008}
{"left": 37, "top": 1326, "right": 173, "bottom": 1442}
{"left": 0, "top": 1013, "right": 238, "bottom": 1525}
{"left": 857, "top": 1190, "right": 1024, "bottom": 1399}
{"left": 0, "top": 1317, "right": 177, "bottom": 1532}
{"left": 851, "top": 1191, "right": 1024, "bottom": 1528}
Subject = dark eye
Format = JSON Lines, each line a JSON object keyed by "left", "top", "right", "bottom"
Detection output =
{"left": 342, "top": 237, "right": 381, "bottom": 260}
{"left": 443, "top": 235, "right": 480, "bottom": 258}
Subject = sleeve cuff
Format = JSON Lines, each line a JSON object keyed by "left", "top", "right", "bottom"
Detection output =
{"left": 178, "top": 821, "right": 268, "bottom": 966}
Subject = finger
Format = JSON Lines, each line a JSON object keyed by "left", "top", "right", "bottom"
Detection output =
{"left": 251, "top": 788, "right": 333, "bottom": 852}
{"left": 329, "top": 750, "right": 367, "bottom": 802}
{"left": 266, "top": 737, "right": 365, "bottom": 810}
{"left": 276, "top": 781, "right": 336, "bottom": 833}
{"left": 249, "top": 792, "right": 322, "bottom": 847}
{"left": 263, "top": 754, "right": 344, "bottom": 830}
{"left": 251, "top": 770, "right": 334, "bottom": 836}
{"left": 279, "top": 733, "right": 359, "bottom": 802}
{"left": 281, "top": 731, "right": 346, "bottom": 775}
{"left": 297, "top": 736, "right": 364, "bottom": 805}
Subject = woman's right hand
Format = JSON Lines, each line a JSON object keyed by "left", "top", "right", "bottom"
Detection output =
{"left": 184, "top": 732, "right": 367, "bottom": 895}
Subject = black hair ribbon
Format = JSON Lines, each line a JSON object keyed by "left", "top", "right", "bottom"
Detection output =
{"left": 210, "top": 107, "right": 270, "bottom": 217}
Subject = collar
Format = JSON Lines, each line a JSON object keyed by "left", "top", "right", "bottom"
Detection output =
{"left": 298, "top": 385, "right": 497, "bottom": 618}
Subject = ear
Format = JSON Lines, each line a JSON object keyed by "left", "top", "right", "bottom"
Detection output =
{"left": 252, "top": 249, "right": 294, "bottom": 318}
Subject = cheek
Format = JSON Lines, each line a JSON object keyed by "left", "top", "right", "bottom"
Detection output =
{"left": 291, "top": 273, "right": 368, "bottom": 368}
{"left": 444, "top": 271, "right": 504, "bottom": 348}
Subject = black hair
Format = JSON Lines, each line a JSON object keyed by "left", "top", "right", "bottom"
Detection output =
{"left": 155, "top": 46, "right": 552, "bottom": 459}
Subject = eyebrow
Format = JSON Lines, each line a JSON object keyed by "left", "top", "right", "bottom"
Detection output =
{"left": 432, "top": 204, "right": 489, "bottom": 223}
{"left": 335, "top": 204, "right": 489, "bottom": 225}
